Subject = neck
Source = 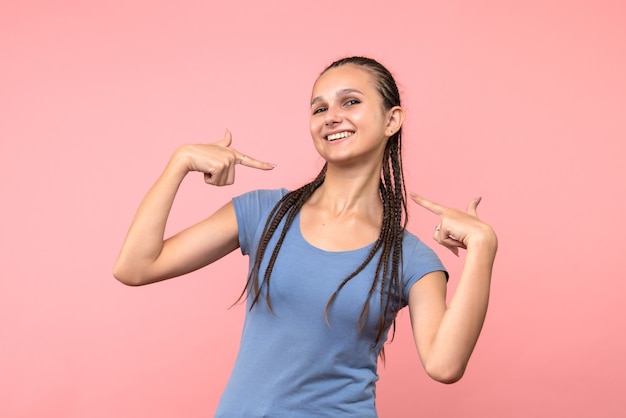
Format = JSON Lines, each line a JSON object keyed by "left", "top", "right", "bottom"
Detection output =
{"left": 309, "top": 162, "right": 383, "bottom": 215}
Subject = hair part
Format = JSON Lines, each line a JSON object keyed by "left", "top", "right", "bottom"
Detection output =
{"left": 239, "top": 56, "right": 408, "bottom": 352}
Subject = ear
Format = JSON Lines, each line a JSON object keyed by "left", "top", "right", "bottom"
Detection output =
{"left": 385, "top": 106, "right": 405, "bottom": 137}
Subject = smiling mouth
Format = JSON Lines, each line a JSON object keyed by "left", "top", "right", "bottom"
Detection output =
{"left": 325, "top": 131, "right": 354, "bottom": 141}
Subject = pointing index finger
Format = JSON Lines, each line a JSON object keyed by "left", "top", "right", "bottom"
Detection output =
{"left": 409, "top": 193, "right": 444, "bottom": 215}
{"left": 236, "top": 153, "right": 276, "bottom": 171}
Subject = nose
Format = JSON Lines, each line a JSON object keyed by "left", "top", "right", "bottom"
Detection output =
{"left": 324, "top": 105, "right": 342, "bottom": 126}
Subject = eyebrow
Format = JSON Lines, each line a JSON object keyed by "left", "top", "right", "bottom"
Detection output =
{"left": 310, "top": 88, "right": 364, "bottom": 106}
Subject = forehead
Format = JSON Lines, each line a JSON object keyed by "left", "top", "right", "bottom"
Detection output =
{"left": 311, "top": 64, "right": 378, "bottom": 98}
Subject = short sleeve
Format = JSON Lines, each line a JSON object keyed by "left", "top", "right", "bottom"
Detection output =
{"left": 401, "top": 232, "right": 448, "bottom": 303}
{"left": 232, "top": 188, "right": 289, "bottom": 256}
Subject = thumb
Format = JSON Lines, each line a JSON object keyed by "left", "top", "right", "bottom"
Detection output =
{"left": 467, "top": 196, "right": 482, "bottom": 217}
{"left": 213, "top": 129, "right": 233, "bottom": 147}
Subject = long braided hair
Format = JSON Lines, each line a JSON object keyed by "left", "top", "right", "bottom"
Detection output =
{"left": 239, "top": 56, "right": 408, "bottom": 347}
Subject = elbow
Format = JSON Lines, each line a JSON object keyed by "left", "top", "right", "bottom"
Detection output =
{"left": 112, "top": 264, "right": 147, "bottom": 287}
{"left": 424, "top": 362, "right": 466, "bottom": 385}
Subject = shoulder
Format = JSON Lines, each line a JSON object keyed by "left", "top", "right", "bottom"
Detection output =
{"left": 401, "top": 229, "right": 434, "bottom": 256}
{"left": 232, "top": 188, "right": 290, "bottom": 213}
{"left": 232, "top": 188, "right": 290, "bottom": 255}
{"left": 401, "top": 229, "right": 445, "bottom": 270}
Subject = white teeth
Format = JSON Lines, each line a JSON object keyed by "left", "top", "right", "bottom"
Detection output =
{"left": 326, "top": 131, "right": 354, "bottom": 141}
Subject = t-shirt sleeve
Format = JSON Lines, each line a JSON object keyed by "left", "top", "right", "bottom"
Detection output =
{"left": 401, "top": 233, "right": 448, "bottom": 303}
{"left": 232, "top": 188, "right": 289, "bottom": 256}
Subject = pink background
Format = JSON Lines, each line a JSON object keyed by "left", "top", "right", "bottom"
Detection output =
{"left": 2, "top": 1, "right": 625, "bottom": 417}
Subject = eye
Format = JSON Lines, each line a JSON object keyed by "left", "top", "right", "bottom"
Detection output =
{"left": 345, "top": 99, "right": 360, "bottom": 106}
{"left": 312, "top": 106, "right": 327, "bottom": 115}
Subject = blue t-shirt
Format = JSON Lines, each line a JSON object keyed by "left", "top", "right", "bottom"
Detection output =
{"left": 215, "top": 189, "right": 446, "bottom": 417}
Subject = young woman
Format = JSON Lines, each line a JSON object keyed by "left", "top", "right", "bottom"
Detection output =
{"left": 113, "top": 56, "right": 497, "bottom": 417}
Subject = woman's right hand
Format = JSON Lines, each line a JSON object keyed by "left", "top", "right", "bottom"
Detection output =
{"left": 173, "top": 130, "right": 275, "bottom": 186}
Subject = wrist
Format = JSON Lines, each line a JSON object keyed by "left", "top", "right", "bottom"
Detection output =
{"left": 167, "top": 146, "right": 193, "bottom": 176}
{"left": 466, "top": 225, "right": 498, "bottom": 255}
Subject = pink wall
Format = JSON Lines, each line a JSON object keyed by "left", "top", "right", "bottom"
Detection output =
{"left": 2, "top": 1, "right": 625, "bottom": 417}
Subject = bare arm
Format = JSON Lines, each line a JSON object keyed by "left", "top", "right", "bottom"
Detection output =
{"left": 408, "top": 195, "right": 497, "bottom": 383}
{"left": 113, "top": 131, "right": 275, "bottom": 286}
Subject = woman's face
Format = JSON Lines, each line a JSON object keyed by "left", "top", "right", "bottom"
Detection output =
{"left": 309, "top": 64, "right": 393, "bottom": 167}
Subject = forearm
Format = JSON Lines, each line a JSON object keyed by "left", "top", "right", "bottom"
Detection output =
{"left": 113, "top": 151, "right": 189, "bottom": 284}
{"left": 426, "top": 237, "right": 497, "bottom": 382}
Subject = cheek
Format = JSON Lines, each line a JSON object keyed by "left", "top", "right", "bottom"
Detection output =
{"left": 311, "top": 134, "right": 326, "bottom": 157}
{"left": 309, "top": 116, "right": 322, "bottom": 136}
{"left": 351, "top": 112, "right": 374, "bottom": 133}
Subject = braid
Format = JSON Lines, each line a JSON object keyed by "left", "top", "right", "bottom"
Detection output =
{"left": 239, "top": 165, "right": 327, "bottom": 312}
{"left": 240, "top": 56, "right": 409, "bottom": 350}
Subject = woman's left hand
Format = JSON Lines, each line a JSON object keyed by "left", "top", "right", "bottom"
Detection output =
{"left": 410, "top": 193, "right": 497, "bottom": 256}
